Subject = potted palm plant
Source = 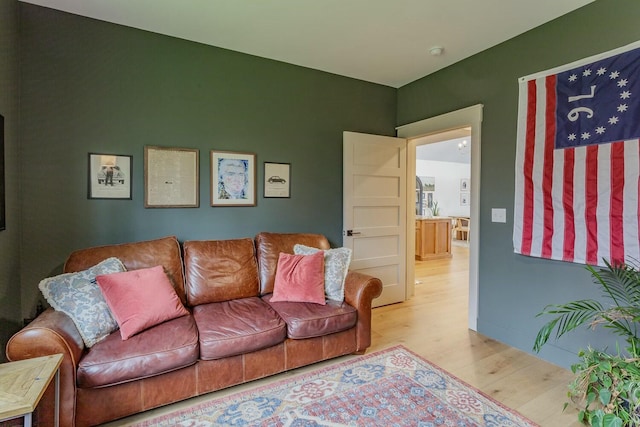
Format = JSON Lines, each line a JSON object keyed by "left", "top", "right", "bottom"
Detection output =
{"left": 533, "top": 259, "right": 640, "bottom": 427}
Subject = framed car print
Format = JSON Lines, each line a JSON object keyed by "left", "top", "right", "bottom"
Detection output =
{"left": 88, "top": 153, "right": 132, "bottom": 200}
{"left": 264, "top": 162, "right": 290, "bottom": 198}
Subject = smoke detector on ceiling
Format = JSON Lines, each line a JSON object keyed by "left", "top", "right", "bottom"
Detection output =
{"left": 429, "top": 46, "right": 444, "bottom": 56}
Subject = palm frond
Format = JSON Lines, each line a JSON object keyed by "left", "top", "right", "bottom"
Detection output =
{"left": 536, "top": 259, "right": 640, "bottom": 425}
{"left": 533, "top": 300, "right": 603, "bottom": 352}
{"left": 588, "top": 258, "right": 640, "bottom": 307}
{"left": 534, "top": 258, "right": 640, "bottom": 356}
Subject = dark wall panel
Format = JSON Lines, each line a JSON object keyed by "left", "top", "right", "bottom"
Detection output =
{"left": 0, "top": 0, "right": 21, "bottom": 361}
{"left": 398, "top": 0, "right": 640, "bottom": 368}
{"left": 18, "top": 4, "right": 396, "bottom": 316}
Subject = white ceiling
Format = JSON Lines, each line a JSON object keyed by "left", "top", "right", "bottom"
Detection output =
{"left": 21, "top": 0, "right": 593, "bottom": 88}
{"left": 416, "top": 128, "right": 471, "bottom": 164}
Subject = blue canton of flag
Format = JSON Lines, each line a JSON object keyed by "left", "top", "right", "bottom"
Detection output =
{"left": 555, "top": 46, "right": 640, "bottom": 149}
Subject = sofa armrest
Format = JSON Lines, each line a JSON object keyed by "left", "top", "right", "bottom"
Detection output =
{"left": 6, "top": 308, "right": 84, "bottom": 427}
{"left": 343, "top": 271, "right": 383, "bottom": 353}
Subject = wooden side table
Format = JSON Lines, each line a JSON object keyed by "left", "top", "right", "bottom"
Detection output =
{"left": 0, "top": 354, "right": 63, "bottom": 427}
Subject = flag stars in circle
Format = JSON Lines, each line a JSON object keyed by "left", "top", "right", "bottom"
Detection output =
{"left": 565, "top": 66, "right": 631, "bottom": 143}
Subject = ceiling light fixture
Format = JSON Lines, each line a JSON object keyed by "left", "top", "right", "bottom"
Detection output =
{"left": 458, "top": 139, "right": 469, "bottom": 154}
{"left": 429, "top": 46, "right": 444, "bottom": 56}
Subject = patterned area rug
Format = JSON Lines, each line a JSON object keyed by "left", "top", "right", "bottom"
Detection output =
{"left": 133, "top": 345, "right": 538, "bottom": 426}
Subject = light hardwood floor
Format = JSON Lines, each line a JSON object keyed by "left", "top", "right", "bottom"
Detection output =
{"left": 106, "top": 243, "right": 582, "bottom": 426}
{"left": 367, "top": 243, "right": 581, "bottom": 426}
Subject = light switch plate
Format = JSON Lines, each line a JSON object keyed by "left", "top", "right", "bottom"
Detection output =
{"left": 491, "top": 208, "right": 507, "bottom": 223}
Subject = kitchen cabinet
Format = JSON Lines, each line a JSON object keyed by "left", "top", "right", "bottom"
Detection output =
{"left": 415, "top": 217, "right": 452, "bottom": 260}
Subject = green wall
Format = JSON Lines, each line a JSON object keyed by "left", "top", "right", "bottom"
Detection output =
{"left": 7, "top": 1, "right": 639, "bottom": 369}
{"left": 16, "top": 4, "right": 396, "bottom": 321}
{"left": 398, "top": 0, "right": 640, "bottom": 367}
{"left": 0, "top": 0, "right": 21, "bottom": 362}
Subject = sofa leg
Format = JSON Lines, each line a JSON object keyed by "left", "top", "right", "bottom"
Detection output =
{"left": 354, "top": 349, "right": 366, "bottom": 355}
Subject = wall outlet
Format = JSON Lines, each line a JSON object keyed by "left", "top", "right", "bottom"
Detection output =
{"left": 491, "top": 208, "right": 507, "bottom": 223}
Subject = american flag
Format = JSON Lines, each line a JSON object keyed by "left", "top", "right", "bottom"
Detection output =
{"left": 513, "top": 42, "right": 640, "bottom": 267}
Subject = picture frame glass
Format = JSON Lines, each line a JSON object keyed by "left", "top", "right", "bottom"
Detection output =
{"left": 88, "top": 153, "right": 132, "bottom": 200}
{"left": 264, "top": 162, "right": 290, "bottom": 198}
{"left": 420, "top": 176, "right": 435, "bottom": 191}
{"left": 211, "top": 151, "right": 256, "bottom": 206}
{"left": 144, "top": 146, "right": 199, "bottom": 208}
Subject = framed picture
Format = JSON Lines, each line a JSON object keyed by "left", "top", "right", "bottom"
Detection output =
{"left": 0, "top": 114, "right": 4, "bottom": 230}
{"left": 211, "top": 150, "right": 256, "bottom": 206}
{"left": 264, "top": 162, "right": 290, "bottom": 198}
{"left": 144, "top": 146, "right": 199, "bottom": 208}
{"left": 460, "top": 178, "right": 470, "bottom": 191}
{"left": 420, "top": 176, "right": 435, "bottom": 191}
{"left": 460, "top": 192, "right": 470, "bottom": 206}
{"left": 426, "top": 192, "right": 434, "bottom": 208}
{"left": 88, "top": 153, "right": 132, "bottom": 200}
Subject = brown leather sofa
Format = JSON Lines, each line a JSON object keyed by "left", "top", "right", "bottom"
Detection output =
{"left": 6, "top": 232, "right": 383, "bottom": 427}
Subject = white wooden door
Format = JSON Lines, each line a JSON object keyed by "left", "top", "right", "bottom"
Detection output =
{"left": 343, "top": 131, "right": 407, "bottom": 307}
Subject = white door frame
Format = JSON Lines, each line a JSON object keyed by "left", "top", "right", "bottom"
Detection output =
{"left": 397, "top": 104, "right": 483, "bottom": 331}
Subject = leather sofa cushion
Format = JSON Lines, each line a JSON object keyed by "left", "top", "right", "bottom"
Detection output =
{"left": 77, "top": 314, "right": 199, "bottom": 388}
{"left": 184, "top": 238, "right": 259, "bottom": 306}
{"left": 263, "top": 294, "right": 357, "bottom": 339}
{"left": 64, "top": 236, "right": 187, "bottom": 304}
{"left": 194, "top": 297, "right": 286, "bottom": 360}
{"left": 255, "top": 232, "right": 330, "bottom": 295}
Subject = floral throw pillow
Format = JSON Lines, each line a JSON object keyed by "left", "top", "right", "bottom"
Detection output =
{"left": 39, "top": 257, "right": 126, "bottom": 347}
{"left": 294, "top": 244, "right": 352, "bottom": 302}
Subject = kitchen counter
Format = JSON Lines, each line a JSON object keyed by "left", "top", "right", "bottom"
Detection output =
{"left": 415, "top": 217, "right": 452, "bottom": 260}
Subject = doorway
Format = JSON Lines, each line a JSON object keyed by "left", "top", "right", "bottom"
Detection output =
{"left": 397, "top": 104, "right": 482, "bottom": 331}
{"left": 413, "top": 131, "right": 471, "bottom": 325}
{"left": 414, "top": 129, "right": 471, "bottom": 219}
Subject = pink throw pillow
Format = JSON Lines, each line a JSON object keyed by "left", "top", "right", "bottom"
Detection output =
{"left": 271, "top": 252, "right": 326, "bottom": 305}
{"left": 96, "top": 265, "right": 189, "bottom": 340}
